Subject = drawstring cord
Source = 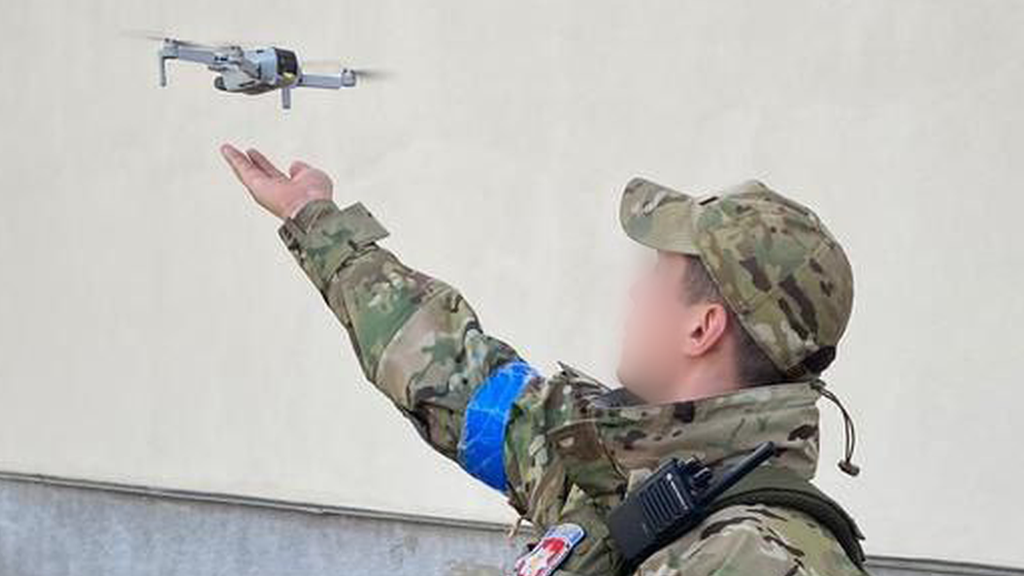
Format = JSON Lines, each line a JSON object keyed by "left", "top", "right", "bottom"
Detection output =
{"left": 810, "top": 380, "right": 861, "bottom": 477}
{"left": 508, "top": 515, "right": 525, "bottom": 539}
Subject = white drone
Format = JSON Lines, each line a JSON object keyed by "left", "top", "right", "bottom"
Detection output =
{"left": 143, "top": 35, "right": 381, "bottom": 109}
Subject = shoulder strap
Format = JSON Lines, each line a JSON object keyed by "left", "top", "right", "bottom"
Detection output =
{"left": 706, "top": 466, "right": 867, "bottom": 570}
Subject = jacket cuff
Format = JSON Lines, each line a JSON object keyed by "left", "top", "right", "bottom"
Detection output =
{"left": 277, "top": 198, "right": 390, "bottom": 291}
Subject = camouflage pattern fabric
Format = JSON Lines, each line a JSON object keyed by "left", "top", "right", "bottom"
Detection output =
{"left": 277, "top": 196, "right": 868, "bottom": 576}
{"left": 620, "top": 178, "right": 854, "bottom": 379}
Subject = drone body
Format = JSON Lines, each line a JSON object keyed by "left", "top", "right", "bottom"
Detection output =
{"left": 156, "top": 38, "right": 357, "bottom": 109}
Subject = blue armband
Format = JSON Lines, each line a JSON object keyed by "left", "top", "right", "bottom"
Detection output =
{"left": 458, "top": 360, "right": 539, "bottom": 492}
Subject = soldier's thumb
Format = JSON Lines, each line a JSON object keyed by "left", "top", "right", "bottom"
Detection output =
{"left": 288, "top": 161, "right": 311, "bottom": 178}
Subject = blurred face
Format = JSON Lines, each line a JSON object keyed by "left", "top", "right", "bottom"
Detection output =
{"left": 616, "top": 251, "right": 728, "bottom": 403}
{"left": 617, "top": 251, "right": 690, "bottom": 401}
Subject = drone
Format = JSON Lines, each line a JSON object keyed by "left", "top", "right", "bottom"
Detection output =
{"left": 150, "top": 36, "right": 373, "bottom": 109}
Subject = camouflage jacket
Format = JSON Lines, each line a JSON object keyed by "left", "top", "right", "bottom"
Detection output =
{"left": 277, "top": 198, "right": 869, "bottom": 576}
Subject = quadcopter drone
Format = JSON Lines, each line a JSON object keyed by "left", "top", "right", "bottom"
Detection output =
{"left": 152, "top": 37, "right": 369, "bottom": 109}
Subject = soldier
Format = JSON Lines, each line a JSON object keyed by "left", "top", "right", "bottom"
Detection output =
{"left": 220, "top": 142, "right": 869, "bottom": 576}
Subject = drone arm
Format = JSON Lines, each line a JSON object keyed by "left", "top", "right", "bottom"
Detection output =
{"left": 174, "top": 46, "right": 218, "bottom": 65}
{"left": 296, "top": 73, "right": 345, "bottom": 89}
{"left": 157, "top": 43, "right": 218, "bottom": 87}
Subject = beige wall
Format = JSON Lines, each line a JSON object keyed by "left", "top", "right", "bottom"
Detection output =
{"left": 1, "top": 0, "right": 1022, "bottom": 568}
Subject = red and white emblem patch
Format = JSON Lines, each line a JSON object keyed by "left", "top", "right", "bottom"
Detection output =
{"left": 513, "top": 523, "right": 585, "bottom": 576}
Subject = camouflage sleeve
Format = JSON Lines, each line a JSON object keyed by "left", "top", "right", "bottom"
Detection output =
{"left": 277, "top": 198, "right": 560, "bottom": 509}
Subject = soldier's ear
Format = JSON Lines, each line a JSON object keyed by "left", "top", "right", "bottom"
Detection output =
{"left": 682, "top": 301, "right": 730, "bottom": 357}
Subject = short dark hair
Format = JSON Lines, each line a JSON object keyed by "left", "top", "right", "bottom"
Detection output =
{"left": 680, "top": 254, "right": 786, "bottom": 386}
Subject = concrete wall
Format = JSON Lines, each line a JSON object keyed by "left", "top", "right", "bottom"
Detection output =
{"left": 2, "top": 473, "right": 1021, "bottom": 576}
{"left": 1, "top": 0, "right": 1022, "bottom": 569}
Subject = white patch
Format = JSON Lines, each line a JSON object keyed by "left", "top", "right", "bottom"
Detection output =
{"left": 513, "top": 523, "right": 586, "bottom": 576}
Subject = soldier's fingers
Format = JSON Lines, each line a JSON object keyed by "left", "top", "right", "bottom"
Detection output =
{"left": 220, "top": 144, "right": 264, "bottom": 188}
{"left": 288, "top": 160, "right": 311, "bottom": 178}
{"left": 246, "top": 148, "right": 286, "bottom": 179}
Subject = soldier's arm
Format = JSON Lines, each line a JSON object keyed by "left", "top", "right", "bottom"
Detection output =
{"left": 217, "top": 143, "right": 593, "bottom": 521}
{"left": 277, "top": 197, "right": 604, "bottom": 519}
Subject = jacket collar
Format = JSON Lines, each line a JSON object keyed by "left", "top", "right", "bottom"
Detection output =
{"left": 549, "top": 365, "right": 824, "bottom": 498}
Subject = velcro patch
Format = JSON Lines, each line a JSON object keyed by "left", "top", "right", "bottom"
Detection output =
{"left": 513, "top": 523, "right": 585, "bottom": 576}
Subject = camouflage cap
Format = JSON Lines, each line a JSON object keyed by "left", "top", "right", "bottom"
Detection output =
{"left": 619, "top": 177, "right": 854, "bottom": 378}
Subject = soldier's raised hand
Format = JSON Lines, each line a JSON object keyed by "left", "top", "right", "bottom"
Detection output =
{"left": 219, "top": 143, "right": 333, "bottom": 220}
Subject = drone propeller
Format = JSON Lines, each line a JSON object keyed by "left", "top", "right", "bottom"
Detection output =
{"left": 120, "top": 29, "right": 278, "bottom": 50}
{"left": 121, "top": 29, "right": 214, "bottom": 48}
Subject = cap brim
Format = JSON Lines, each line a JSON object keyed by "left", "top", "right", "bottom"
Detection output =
{"left": 619, "top": 177, "right": 702, "bottom": 255}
